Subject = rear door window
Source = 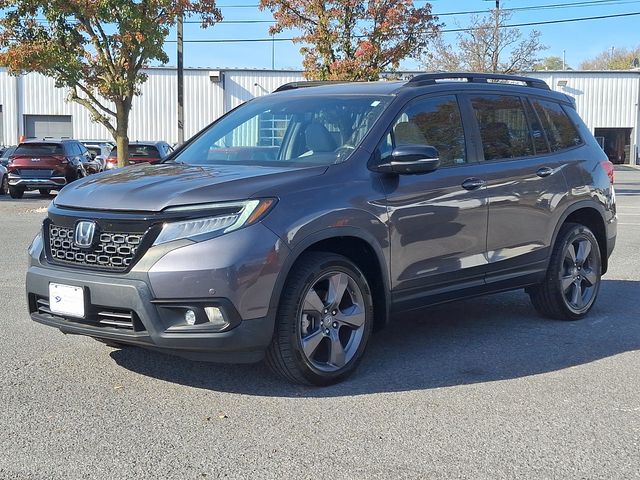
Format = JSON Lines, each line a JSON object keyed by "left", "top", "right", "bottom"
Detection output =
{"left": 471, "top": 95, "right": 534, "bottom": 161}
{"left": 14, "top": 143, "right": 64, "bottom": 156}
{"left": 531, "top": 99, "right": 582, "bottom": 151}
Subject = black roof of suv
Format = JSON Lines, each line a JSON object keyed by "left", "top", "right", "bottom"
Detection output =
{"left": 26, "top": 73, "right": 616, "bottom": 385}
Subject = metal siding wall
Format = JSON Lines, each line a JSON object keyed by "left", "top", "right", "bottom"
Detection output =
{"left": 184, "top": 70, "right": 224, "bottom": 141}
{"left": 224, "top": 70, "right": 305, "bottom": 111}
{"left": 532, "top": 72, "right": 640, "bottom": 164}
{"left": 0, "top": 70, "right": 18, "bottom": 144}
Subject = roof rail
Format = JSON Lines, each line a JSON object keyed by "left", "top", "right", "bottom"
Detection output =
{"left": 406, "top": 72, "right": 550, "bottom": 90}
{"left": 273, "top": 80, "right": 351, "bottom": 93}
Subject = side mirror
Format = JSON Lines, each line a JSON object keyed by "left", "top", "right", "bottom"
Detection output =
{"left": 372, "top": 145, "right": 441, "bottom": 175}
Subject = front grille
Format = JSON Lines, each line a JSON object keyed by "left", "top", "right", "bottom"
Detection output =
{"left": 48, "top": 224, "right": 144, "bottom": 271}
{"left": 35, "top": 296, "right": 141, "bottom": 331}
{"left": 19, "top": 169, "right": 53, "bottom": 178}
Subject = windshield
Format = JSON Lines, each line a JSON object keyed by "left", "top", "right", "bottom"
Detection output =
{"left": 172, "top": 94, "right": 391, "bottom": 167}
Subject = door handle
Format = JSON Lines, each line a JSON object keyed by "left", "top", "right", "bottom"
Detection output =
{"left": 536, "top": 166, "right": 554, "bottom": 178}
{"left": 462, "top": 178, "right": 486, "bottom": 191}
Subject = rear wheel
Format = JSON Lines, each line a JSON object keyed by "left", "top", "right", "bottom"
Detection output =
{"left": 9, "top": 186, "right": 24, "bottom": 199}
{"left": 266, "top": 252, "right": 373, "bottom": 385}
{"left": 529, "top": 223, "right": 602, "bottom": 320}
{"left": 0, "top": 175, "right": 8, "bottom": 195}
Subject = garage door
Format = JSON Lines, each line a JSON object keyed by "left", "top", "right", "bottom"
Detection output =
{"left": 24, "top": 115, "right": 73, "bottom": 139}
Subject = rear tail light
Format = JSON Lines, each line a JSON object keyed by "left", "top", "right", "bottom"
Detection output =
{"left": 106, "top": 157, "right": 117, "bottom": 165}
{"left": 601, "top": 160, "right": 614, "bottom": 184}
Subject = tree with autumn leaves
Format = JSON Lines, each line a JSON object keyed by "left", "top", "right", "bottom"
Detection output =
{"left": 0, "top": 0, "right": 221, "bottom": 166}
{"left": 260, "top": 0, "right": 440, "bottom": 81}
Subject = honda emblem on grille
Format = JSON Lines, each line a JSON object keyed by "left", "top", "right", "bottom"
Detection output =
{"left": 74, "top": 221, "right": 96, "bottom": 248}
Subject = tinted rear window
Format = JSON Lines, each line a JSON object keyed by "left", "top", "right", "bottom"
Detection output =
{"left": 14, "top": 143, "right": 64, "bottom": 156}
{"left": 531, "top": 99, "right": 582, "bottom": 151}
{"left": 109, "top": 145, "right": 160, "bottom": 158}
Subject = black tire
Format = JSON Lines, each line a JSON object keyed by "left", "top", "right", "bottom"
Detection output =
{"left": 38, "top": 188, "right": 53, "bottom": 197}
{"left": 266, "top": 252, "right": 374, "bottom": 386}
{"left": 529, "top": 223, "right": 602, "bottom": 320}
{"left": 9, "top": 186, "right": 24, "bottom": 199}
{"left": 0, "top": 175, "right": 8, "bottom": 195}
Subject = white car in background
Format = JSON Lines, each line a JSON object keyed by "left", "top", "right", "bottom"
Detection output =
{"left": 79, "top": 140, "right": 115, "bottom": 172}
{"left": 0, "top": 164, "right": 8, "bottom": 195}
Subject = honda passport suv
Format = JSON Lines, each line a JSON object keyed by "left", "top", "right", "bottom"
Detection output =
{"left": 26, "top": 73, "right": 617, "bottom": 385}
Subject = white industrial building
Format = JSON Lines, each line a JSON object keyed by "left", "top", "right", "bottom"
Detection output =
{"left": 0, "top": 67, "right": 639, "bottom": 165}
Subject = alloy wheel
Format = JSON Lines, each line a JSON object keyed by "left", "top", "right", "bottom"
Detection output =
{"left": 298, "top": 271, "right": 366, "bottom": 372}
{"left": 560, "top": 235, "right": 598, "bottom": 312}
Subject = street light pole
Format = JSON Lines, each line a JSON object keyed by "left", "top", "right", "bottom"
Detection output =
{"left": 177, "top": 14, "right": 185, "bottom": 145}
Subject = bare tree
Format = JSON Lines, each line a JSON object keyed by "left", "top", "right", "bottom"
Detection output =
{"left": 424, "top": 8, "right": 546, "bottom": 74}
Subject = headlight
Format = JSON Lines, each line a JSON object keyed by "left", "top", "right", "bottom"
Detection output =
{"left": 153, "top": 199, "right": 276, "bottom": 246}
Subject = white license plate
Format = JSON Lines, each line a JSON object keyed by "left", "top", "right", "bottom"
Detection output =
{"left": 49, "top": 283, "right": 85, "bottom": 318}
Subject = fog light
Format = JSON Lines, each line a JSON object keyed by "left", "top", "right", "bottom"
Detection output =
{"left": 204, "top": 307, "right": 227, "bottom": 328}
{"left": 185, "top": 309, "right": 197, "bottom": 325}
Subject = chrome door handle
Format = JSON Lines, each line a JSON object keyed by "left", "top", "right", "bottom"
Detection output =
{"left": 536, "top": 166, "right": 554, "bottom": 178}
{"left": 462, "top": 178, "right": 486, "bottom": 190}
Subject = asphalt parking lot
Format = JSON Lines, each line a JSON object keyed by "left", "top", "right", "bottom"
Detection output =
{"left": 0, "top": 170, "right": 639, "bottom": 480}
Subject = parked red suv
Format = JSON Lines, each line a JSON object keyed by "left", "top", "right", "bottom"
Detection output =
{"left": 7, "top": 139, "right": 89, "bottom": 198}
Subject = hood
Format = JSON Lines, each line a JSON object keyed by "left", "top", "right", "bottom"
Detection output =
{"left": 54, "top": 163, "right": 327, "bottom": 212}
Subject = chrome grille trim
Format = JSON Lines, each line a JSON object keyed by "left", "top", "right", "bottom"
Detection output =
{"left": 47, "top": 224, "right": 144, "bottom": 272}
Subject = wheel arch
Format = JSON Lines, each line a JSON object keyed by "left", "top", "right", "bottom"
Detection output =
{"left": 269, "top": 228, "right": 390, "bottom": 332}
{"left": 552, "top": 201, "right": 609, "bottom": 274}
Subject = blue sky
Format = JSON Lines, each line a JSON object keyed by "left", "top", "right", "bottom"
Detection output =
{"left": 161, "top": 0, "right": 640, "bottom": 70}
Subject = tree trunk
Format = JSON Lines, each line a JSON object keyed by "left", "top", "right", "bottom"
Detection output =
{"left": 114, "top": 102, "right": 130, "bottom": 168}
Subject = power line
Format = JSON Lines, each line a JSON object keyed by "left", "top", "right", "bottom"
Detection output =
{"left": 165, "top": 10, "right": 640, "bottom": 43}
{"left": 181, "top": 0, "right": 640, "bottom": 24}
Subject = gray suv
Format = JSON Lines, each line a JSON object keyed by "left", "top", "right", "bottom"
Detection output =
{"left": 26, "top": 73, "right": 617, "bottom": 385}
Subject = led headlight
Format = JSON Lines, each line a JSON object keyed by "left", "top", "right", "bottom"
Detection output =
{"left": 153, "top": 199, "right": 275, "bottom": 246}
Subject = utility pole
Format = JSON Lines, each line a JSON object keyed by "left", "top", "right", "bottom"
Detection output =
{"left": 177, "top": 14, "right": 185, "bottom": 145}
{"left": 491, "top": 0, "right": 500, "bottom": 72}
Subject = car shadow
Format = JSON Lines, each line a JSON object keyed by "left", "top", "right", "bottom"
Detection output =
{"left": 110, "top": 279, "right": 640, "bottom": 397}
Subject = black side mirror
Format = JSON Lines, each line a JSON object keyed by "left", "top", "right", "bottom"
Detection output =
{"left": 372, "top": 145, "right": 441, "bottom": 175}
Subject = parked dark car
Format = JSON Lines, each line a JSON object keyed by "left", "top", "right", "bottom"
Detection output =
{"left": 26, "top": 74, "right": 616, "bottom": 385}
{"left": 0, "top": 145, "right": 17, "bottom": 168}
{"left": 105, "top": 141, "right": 173, "bottom": 169}
{"left": 7, "top": 139, "right": 89, "bottom": 198}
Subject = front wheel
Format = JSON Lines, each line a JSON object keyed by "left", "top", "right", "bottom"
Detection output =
{"left": 9, "top": 186, "right": 24, "bottom": 199}
{"left": 529, "top": 223, "right": 602, "bottom": 320}
{"left": 266, "top": 252, "right": 374, "bottom": 385}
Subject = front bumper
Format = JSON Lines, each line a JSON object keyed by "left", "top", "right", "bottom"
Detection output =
{"left": 26, "top": 221, "right": 290, "bottom": 363}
